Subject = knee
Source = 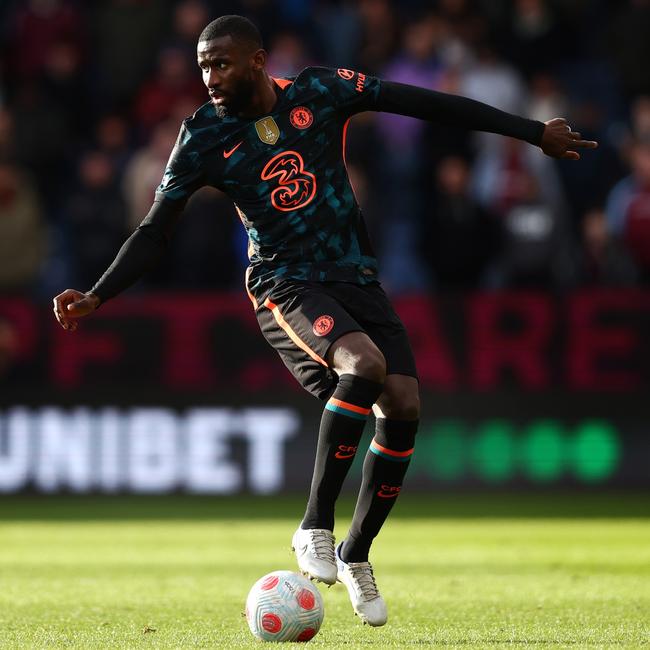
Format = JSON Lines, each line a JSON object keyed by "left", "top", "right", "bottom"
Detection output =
{"left": 375, "top": 381, "right": 420, "bottom": 420}
{"left": 330, "top": 333, "right": 386, "bottom": 384}
{"left": 352, "top": 347, "right": 387, "bottom": 384}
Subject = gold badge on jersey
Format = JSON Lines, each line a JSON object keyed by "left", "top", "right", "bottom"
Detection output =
{"left": 255, "top": 116, "right": 280, "bottom": 145}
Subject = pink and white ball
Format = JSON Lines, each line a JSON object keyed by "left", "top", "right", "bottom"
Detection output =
{"left": 245, "top": 570, "right": 324, "bottom": 642}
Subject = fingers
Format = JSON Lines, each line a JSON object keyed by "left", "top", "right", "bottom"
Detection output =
{"left": 574, "top": 139, "right": 598, "bottom": 149}
{"left": 562, "top": 151, "right": 580, "bottom": 160}
{"left": 52, "top": 289, "right": 84, "bottom": 331}
{"left": 52, "top": 297, "right": 74, "bottom": 330}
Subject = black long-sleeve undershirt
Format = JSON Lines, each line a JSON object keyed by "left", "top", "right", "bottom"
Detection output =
{"left": 377, "top": 80, "right": 545, "bottom": 146}
{"left": 90, "top": 196, "right": 186, "bottom": 303}
{"left": 89, "top": 80, "right": 546, "bottom": 304}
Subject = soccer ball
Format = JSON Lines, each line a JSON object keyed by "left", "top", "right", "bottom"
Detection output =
{"left": 245, "top": 570, "right": 324, "bottom": 642}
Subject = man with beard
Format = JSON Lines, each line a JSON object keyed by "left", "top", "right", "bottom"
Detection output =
{"left": 53, "top": 15, "right": 597, "bottom": 627}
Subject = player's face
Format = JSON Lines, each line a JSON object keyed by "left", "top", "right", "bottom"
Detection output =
{"left": 197, "top": 35, "right": 261, "bottom": 117}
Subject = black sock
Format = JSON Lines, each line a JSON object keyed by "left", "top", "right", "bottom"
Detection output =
{"left": 341, "top": 418, "right": 418, "bottom": 562}
{"left": 301, "top": 374, "right": 384, "bottom": 531}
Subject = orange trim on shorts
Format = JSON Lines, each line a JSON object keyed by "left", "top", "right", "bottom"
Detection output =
{"left": 272, "top": 77, "right": 293, "bottom": 89}
{"left": 263, "top": 298, "right": 328, "bottom": 367}
{"left": 328, "top": 397, "right": 371, "bottom": 416}
{"left": 244, "top": 267, "right": 258, "bottom": 310}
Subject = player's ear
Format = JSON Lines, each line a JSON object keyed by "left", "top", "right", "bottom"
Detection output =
{"left": 251, "top": 48, "right": 266, "bottom": 71}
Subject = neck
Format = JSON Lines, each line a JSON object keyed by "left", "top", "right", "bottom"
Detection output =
{"left": 238, "top": 72, "right": 277, "bottom": 119}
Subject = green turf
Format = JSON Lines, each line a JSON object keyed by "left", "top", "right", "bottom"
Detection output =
{"left": 1, "top": 496, "right": 649, "bottom": 649}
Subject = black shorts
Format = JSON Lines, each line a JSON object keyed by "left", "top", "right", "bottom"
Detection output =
{"left": 252, "top": 279, "right": 418, "bottom": 400}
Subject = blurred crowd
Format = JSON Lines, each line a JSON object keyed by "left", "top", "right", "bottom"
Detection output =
{"left": 1, "top": 0, "right": 650, "bottom": 300}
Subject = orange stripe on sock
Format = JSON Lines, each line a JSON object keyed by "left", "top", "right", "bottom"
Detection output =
{"left": 328, "top": 397, "right": 371, "bottom": 415}
{"left": 264, "top": 298, "right": 328, "bottom": 367}
{"left": 370, "top": 440, "right": 414, "bottom": 458}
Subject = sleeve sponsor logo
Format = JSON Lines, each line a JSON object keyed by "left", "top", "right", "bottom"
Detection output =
{"left": 336, "top": 68, "right": 366, "bottom": 92}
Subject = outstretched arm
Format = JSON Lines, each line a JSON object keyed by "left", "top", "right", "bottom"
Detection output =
{"left": 376, "top": 80, "right": 597, "bottom": 159}
{"left": 52, "top": 196, "right": 185, "bottom": 331}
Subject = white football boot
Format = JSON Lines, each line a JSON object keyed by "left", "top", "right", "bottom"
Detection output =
{"left": 335, "top": 542, "right": 387, "bottom": 626}
{"left": 291, "top": 527, "right": 337, "bottom": 585}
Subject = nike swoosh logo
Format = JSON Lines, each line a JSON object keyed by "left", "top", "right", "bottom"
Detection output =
{"left": 223, "top": 141, "right": 243, "bottom": 158}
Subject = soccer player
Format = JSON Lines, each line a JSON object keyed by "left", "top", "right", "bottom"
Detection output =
{"left": 52, "top": 15, "right": 597, "bottom": 626}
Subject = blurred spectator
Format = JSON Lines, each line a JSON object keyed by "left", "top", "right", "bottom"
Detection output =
{"left": 164, "top": 0, "right": 209, "bottom": 59}
{"left": 5, "top": 0, "right": 84, "bottom": 85}
{"left": 90, "top": 0, "right": 170, "bottom": 106}
{"left": 40, "top": 39, "right": 90, "bottom": 133}
{"left": 266, "top": 32, "right": 312, "bottom": 77}
{"left": 472, "top": 137, "right": 566, "bottom": 219}
{"left": 632, "top": 96, "right": 650, "bottom": 138}
{"left": 357, "top": 0, "right": 399, "bottom": 72}
{"left": 170, "top": 187, "right": 242, "bottom": 289}
{"left": 420, "top": 155, "right": 498, "bottom": 289}
{"left": 0, "top": 109, "right": 15, "bottom": 160}
{"left": 614, "top": 138, "right": 650, "bottom": 279}
{"left": 606, "top": 136, "right": 650, "bottom": 239}
{"left": 0, "top": 318, "right": 20, "bottom": 382}
{"left": 0, "top": 1, "right": 645, "bottom": 296}
{"left": 65, "top": 151, "right": 128, "bottom": 288}
{"left": 575, "top": 208, "right": 638, "bottom": 286}
{"left": 497, "top": 0, "right": 571, "bottom": 79}
{"left": 122, "top": 120, "right": 179, "bottom": 231}
{"left": 374, "top": 14, "right": 444, "bottom": 293}
{"left": 460, "top": 42, "right": 527, "bottom": 152}
{"left": 610, "top": 0, "right": 650, "bottom": 99}
{"left": 527, "top": 73, "right": 568, "bottom": 124}
{"left": 94, "top": 114, "right": 132, "bottom": 181}
{"left": 472, "top": 139, "right": 573, "bottom": 288}
{"left": 11, "top": 82, "right": 69, "bottom": 207}
{"left": 0, "top": 162, "right": 47, "bottom": 291}
{"left": 133, "top": 46, "right": 205, "bottom": 136}
{"left": 461, "top": 42, "right": 526, "bottom": 116}
{"left": 314, "top": 1, "right": 363, "bottom": 67}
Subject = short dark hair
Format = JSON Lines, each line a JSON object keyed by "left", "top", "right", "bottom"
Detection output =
{"left": 198, "top": 15, "right": 262, "bottom": 49}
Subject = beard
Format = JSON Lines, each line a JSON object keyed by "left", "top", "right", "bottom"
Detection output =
{"left": 214, "top": 103, "right": 229, "bottom": 119}
{"left": 213, "top": 73, "right": 257, "bottom": 119}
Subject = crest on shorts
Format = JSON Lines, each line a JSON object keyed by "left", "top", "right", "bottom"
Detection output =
{"left": 313, "top": 315, "right": 334, "bottom": 337}
{"left": 255, "top": 116, "right": 280, "bottom": 144}
{"left": 290, "top": 106, "right": 313, "bottom": 130}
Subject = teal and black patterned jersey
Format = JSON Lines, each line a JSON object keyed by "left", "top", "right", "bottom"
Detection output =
{"left": 156, "top": 66, "right": 382, "bottom": 300}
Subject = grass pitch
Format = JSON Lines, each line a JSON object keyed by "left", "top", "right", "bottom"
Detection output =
{"left": 0, "top": 494, "right": 649, "bottom": 649}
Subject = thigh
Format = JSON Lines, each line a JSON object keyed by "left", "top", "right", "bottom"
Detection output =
{"left": 326, "top": 283, "right": 418, "bottom": 381}
{"left": 255, "top": 280, "right": 365, "bottom": 400}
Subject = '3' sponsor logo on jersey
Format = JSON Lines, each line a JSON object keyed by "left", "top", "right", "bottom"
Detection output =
{"left": 260, "top": 150, "right": 316, "bottom": 211}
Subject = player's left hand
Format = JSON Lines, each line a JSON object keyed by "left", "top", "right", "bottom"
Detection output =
{"left": 540, "top": 118, "right": 598, "bottom": 160}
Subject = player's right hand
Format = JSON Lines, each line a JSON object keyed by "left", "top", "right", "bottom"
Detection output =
{"left": 52, "top": 289, "right": 101, "bottom": 331}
